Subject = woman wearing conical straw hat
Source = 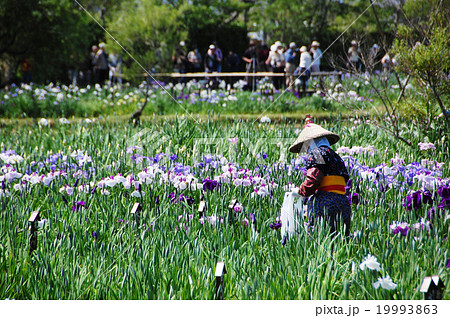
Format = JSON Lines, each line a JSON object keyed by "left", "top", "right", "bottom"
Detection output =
{"left": 289, "top": 116, "right": 351, "bottom": 236}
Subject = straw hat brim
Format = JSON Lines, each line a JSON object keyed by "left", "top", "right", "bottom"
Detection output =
{"left": 289, "top": 124, "right": 340, "bottom": 153}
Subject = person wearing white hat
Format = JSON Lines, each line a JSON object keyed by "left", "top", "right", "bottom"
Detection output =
{"left": 296, "top": 46, "right": 312, "bottom": 93}
{"left": 265, "top": 42, "right": 285, "bottom": 89}
{"left": 172, "top": 41, "right": 188, "bottom": 82}
{"left": 187, "top": 44, "right": 202, "bottom": 72}
{"left": 285, "top": 42, "right": 298, "bottom": 88}
{"left": 310, "top": 41, "right": 322, "bottom": 73}
{"left": 204, "top": 44, "right": 219, "bottom": 73}
{"left": 93, "top": 42, "right": 108, "bottom": 85}
{"left": 289, "top": 116, "right": 351, "bottom": 236}
{"left": 347, "top": 40, "right": 361, "bottom": 72}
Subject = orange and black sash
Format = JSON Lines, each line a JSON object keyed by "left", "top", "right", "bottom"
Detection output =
{"left": 318, "top": 175, "right": 346, "bottom": 195}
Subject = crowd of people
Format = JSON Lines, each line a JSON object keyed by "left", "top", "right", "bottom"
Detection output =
{"left": 59, "top": 39, "right": 396, "bottom": 89}
{"left": 71, "top": 42, "right": 123, "bottom": 87}
{"left": 172, "top": 41, "right": 239, "bottom": 76}
{"left": 241, "top": 39, "right": 323, "bottom": 91}
{"left": 171, "top": 39, "right": 397, "bottom": 91}
{"left": 171, "top": 39, "right": 325, "bottom": 90}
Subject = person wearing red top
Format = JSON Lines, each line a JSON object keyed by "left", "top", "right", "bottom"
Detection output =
{"left": 289, "top": 117, "right": 351, "bottom": 236}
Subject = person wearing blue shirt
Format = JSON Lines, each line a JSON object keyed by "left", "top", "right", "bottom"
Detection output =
{"left": 285, "top": 42, "right": 298, "bottom": 89}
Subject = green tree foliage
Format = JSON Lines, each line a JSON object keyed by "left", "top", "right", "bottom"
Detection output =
{"left": 179, "top": 0, "right": 251, "bottom": 60}
{"left": 0, "top": 0, "right": 101, "bottom": 85}
{"left": 393, "top": 0, "right": 449, "bottom": 124}
{"left": 1, "top": 0, "right": 445, "bottom": 85}
{"left": 106, "top": 0, "right": 251, "bottom": 76}
{"left": 78, "top": 0, "right": 124, "bottom": 23}
{"left": 248, "top": 0, "right": 405, "bottom": 69}
{"left": 106, "top": 0, "right": 185, "bottom": 75}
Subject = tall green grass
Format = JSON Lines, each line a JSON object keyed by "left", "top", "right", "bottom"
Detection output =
{"left": 0, "top": 117, "right": 448, "bottom": 299}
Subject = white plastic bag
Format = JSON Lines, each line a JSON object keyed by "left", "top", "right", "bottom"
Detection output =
{"left": 280, "top": 191, "right": 304, "bottom": 240}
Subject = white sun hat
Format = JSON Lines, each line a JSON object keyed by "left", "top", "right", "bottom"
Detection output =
{"left": 289, "top": 123, "right": 340, "bottom": 153}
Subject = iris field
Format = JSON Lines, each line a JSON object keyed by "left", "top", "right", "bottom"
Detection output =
{"left": 0, "top": 74, "right": 395, "bottom": 119}
{"left": 0, "top": 110, "right": 448, "bottom": 300}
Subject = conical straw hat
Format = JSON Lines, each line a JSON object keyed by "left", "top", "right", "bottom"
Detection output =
{"left": 289, "top": 123, "right": 340, "bottom": 153}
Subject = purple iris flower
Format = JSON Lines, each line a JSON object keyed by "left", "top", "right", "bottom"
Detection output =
{"left": 92, "top": 231, "right": 98, "bottom": 239}
{"left": 169, "top": 192, "right": 195, "bottom": 205}
{"left": 179, "top": 194, "right": 195, "bottom": 206}
{"left": 346, "top": 179, "right": 353, "bottom": 188}
{"left": 233, "top": 203, "right": 243, "bottom": 213}
{"left": 155, "top": 153, "right": 165, "bottom": 162}
{"left": 71, "top": 200, "right": 85, "bottom": 211}
{"left": 126, "top": 146, "right": 142, "bottom": 154}
{"left": 197, "top": 162, "right": 205, "bottom": 168}
{"left": 404, "top": 189, "right": 434, "bottom": 211}
{"left": 269, "top": 222, "right": 282, "bottom": 230}
{"left": 391, "top": 223, "right": 410, "bottom": 236}
{"left": 438, "top": 186, "right": 450, "bottom": 199}
{"left": 438, "top": 197, "right": 450, "bottom": 209}
{"left": 155, "top": 195, "right": 160, "bottom": 205}
{"left": 397, "top": 226, "right": 410, "bottom": 236}
{"left": 403, "top": 191, "right": 422, "bottom": 211}
{"left": 262, "top": 153, "right": 268, "bottom": 160}
{"left": 345, "top": 179, "right": 352, "bottom": 192}
{"left": 427, "top": 207, "right": 446, "bottom": 220}
{"left": 174, "top": 165, "right": 184, "bottom": 173}
{"left": 202, "top": 178, "right": 218, "bottom": 191}
{"left": 204, "top": 154, "right": 213, "bottom": 164}
{"left": 91, "top": 186, "right": 97, "bottom": 194}
{"left": 170, "top": 155, "right": 178, "bottom": 161}
{"left": 349, "top": 193, "right": 360, "bottom": 205}
{"left": 422, "top": 190, "right": 433, "bottom": 205}
{"left": 377, "top": 182, "right": 386, "bottom": 193}
{"left": 446, "top": 258, "right": 450, "bottom": 269}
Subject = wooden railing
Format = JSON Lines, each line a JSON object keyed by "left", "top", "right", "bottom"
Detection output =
{"left": 117, "top": 71, "right": 342, "bottom": 79}
{"left": 148, "top": 71, "right": 342, "bottom": 78}
{"left": 116, "top": 71, "right": 342, "bottom": 95}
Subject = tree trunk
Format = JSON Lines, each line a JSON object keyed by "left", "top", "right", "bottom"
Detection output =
{"left": 431, "top": 84, "right": 450, "bottom": 124}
